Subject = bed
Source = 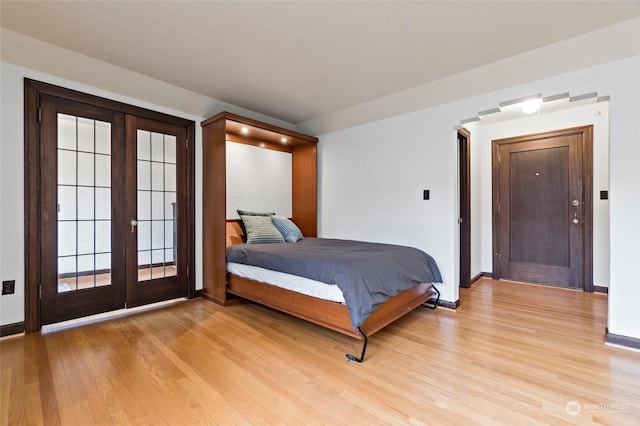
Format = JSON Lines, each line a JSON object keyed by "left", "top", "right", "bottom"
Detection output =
{"left": 224, "top": 220, "right": 441, "bottom": 362}
{"left": 201, "top": 112, "right": 441, "bottom": 362}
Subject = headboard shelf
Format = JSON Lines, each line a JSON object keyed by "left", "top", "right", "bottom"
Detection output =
{"left": 201, "top": 111, "right": 318, "bottom": 305}
{"left": 202, "top": 111, "right": 317, "bottom": 147}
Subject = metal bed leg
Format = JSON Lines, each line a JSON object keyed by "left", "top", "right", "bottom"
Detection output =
{"left": 422, "top": 284, "right": 440, "bottom": 310}
{"left": 345, "top": 327, "right": 368, "bottom": 363}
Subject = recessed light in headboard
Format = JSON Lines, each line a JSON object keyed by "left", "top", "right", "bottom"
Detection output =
{"left": 223, "top": 117, "right": 314, "bottom": 151}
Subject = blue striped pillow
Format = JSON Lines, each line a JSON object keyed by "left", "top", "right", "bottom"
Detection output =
{"left": 240, "top": 215, "right": 284, "bottom": 244}
{"left": 271, "top": 216, "right": 304, "bottom": 242}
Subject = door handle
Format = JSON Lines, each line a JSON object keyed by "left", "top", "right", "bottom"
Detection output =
{"left": 130, "top": 218, "right": 138, "bottom": 233}
{"left": 573, "top": 212, "right": 579, "bottom": 225}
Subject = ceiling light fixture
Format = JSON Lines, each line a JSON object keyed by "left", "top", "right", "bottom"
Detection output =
{"left": 241, "top": 127, "right": 249, "bottom": 134}
{"left": 463, "top": 91, "right": 604, "bottom": 127}
{"left": 521, "top": 98, "right": 542, "bottom": 114}
{"left": 281, "top": 137, "right": 288, "bottom": 143}
{"left": 498, "top": 94, "right": 542, "bottom": 113}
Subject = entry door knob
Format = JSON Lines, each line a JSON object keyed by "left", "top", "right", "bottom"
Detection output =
{"left": 130, "top": 218, "right": 138, "bottom": 233}
{"left": 572, "top": 199, "right": 580, "bottom": 206}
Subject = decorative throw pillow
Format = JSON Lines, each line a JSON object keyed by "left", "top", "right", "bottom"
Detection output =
{"left": 237, "top": 210, "right": 275, "bottom": 242}
{"left": 240, "top": 215, "right": 285, "bottom": 244}
{"left": 271, "top": 216, "right": 304, "bottom": 242}
{"left": 237, "top": 210, "right": 276, "bottom": 217}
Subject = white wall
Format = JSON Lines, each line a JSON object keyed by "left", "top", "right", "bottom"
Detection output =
{"left": 226, "top": 142, "right": 292, "bottom": 219}
{"left": 318, "top": 107, "right": 459, "bottom": 303}
{"left": 467, "top": 102, "right": 610, "bottom": 287}
{"left": 318, "top": 55, "right": 640, "bottom": 341}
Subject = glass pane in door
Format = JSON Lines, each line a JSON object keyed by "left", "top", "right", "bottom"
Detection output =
{"left": 57, "top": 114, "right": 112, "bottom": 292}
{"left": 137, "top": 130, "right": 177, "bottom": 281}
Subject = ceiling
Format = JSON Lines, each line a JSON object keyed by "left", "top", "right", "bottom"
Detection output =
{"left": 1, "top": 1, "right": 639, "bottom": 125}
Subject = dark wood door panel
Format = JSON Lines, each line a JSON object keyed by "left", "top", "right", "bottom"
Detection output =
{"left": 493, "top": 126, "right": 593, "bottom": 290}
{"left": 506, "top": 263, "right": 570, "bottom": 286}
{"left": 509, "top": 147, "right": 570, "bottom": 267}
{"left": 46, "top": 287, "right": 122, "bottom": 324}
{"left": 125, "top": 115, "right": 189, "bottom": 307}
{"left": 498, "top": 136, "right": 578, "bottom": 288}
{"left": 40, "top": 95, "right": 126, "bottom": 324}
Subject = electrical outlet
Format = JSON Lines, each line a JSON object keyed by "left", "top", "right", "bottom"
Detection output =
{"left": 2, "top": 280, "right": 15, "bottom": 295}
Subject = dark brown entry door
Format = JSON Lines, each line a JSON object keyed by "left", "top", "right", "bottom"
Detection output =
{"left": 40, "top": 96, "right": 188, "bottom": 324}
{"left": 493, "top": 127, "right": 592, "bottom": 289}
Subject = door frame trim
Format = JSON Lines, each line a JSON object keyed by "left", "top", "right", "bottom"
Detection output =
{"left": 458, "top": 128, "right": 471, "bottom": 288}
{"left": 491, "top": 125, "right": 593, "bottom": 291}
{"left": 24, "top": 78, "right": 196, "bottom": 332}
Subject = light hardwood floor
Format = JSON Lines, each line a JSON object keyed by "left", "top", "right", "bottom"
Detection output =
{"left": 1, "top": 278, "right": 639, "bottom": 425}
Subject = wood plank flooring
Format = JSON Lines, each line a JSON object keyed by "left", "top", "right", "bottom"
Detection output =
{"left": 2, "top": 278, "right": 639, "bottom": 425}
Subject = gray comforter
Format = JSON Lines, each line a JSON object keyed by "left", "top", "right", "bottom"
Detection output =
{"left": 226, "top": 238, "right": 442, "bottom": 329}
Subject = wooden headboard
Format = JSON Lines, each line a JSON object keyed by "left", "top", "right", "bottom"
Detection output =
{"left": 226, "top": 221, "right": 244, "bottom": 247}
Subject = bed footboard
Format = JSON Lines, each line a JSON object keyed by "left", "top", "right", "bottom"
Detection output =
{"left": 227, "top": 274, "right": 436, "bottom": 341}
{"left": 227, "top": 274, "right": 359, "bottom": 338}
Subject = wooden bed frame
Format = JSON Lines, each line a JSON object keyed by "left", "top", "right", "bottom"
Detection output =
{"left": 201, "top": 112, "right": 438, "bottom": 361}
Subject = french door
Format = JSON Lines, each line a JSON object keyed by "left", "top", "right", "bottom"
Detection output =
{"left": 125, "top": 116, "right": 189, "bottom": 306}
{"left": 39, "top": 94, "right": 190, "bottom": 325}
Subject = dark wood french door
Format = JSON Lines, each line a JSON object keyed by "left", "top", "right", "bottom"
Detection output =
{"left": 492, "top": 126, "right": 593, "bottom": 290}
{"left": 39, "top": 95, "right": 190, "bottom": 325}
{"left": 125, "top": 116, "right": 189, "bottom": 306}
